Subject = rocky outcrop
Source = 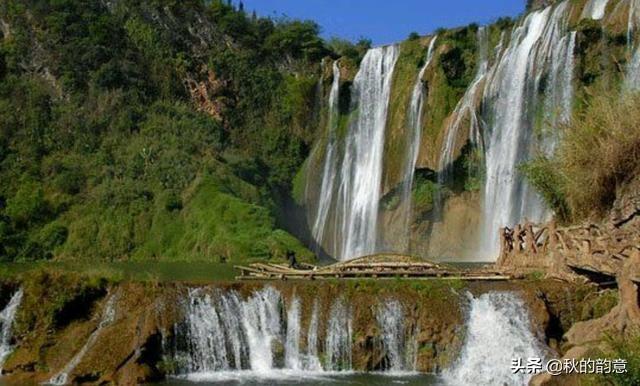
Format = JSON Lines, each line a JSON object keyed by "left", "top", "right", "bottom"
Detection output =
{"left": 530, "top": 250, "right": 640, "bottom": 386}
{"left": 499, "top": 179, "right": 640, "bottom": 385}
{"left": 527, "top": 0, "right": 560, "bottom": 11}
{"left": 610, "top": 175, "right": 640, "bottom": 229}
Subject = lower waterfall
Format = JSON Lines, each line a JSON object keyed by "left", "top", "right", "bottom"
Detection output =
{"left": 171, "top": 287, "right": 353, "bottom": 379}
{"left": 442, "top": 292, "right": 547, "bottom": 386}
{"left": 0, "top": 289, "right": 23, "bottom": 371}
{"left": 169, "top": 287, "right": 423, "bottom": 380}
{"left": 49, "top": 294, "right": 118, "bottom": 385}
{"left": 376, "top": 299, "right": 417, "bottom": 373}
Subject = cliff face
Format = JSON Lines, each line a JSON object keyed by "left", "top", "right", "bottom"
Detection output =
{"left": 0, "top": 1, "right": 325, "bottom": 264}
{"left": 303, "top": 0, "right": 638, "bottom": 262}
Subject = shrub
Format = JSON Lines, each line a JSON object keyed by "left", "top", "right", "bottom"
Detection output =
{"left": 559, "top": 91, "right": 640, "bottom": 220}
{"left": 522, "top": 90, "right": 640, "bottom": 222}
{"left": 595, "top": 332, "right": 640, "bottom": 386}
{"left": 520, "top": 157, "right": 570, "bottom": 222}
{"left": 5, "top": 181, "right": 47, "bottom": 227}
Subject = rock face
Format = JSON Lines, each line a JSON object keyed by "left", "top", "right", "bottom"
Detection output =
{"left": 0, "top": 274, "right": 596, "bottom": 385}
{"left": 527, "top": 0, "right": 560, "bottom": 11}
{"left": 496, "top": 177, "right": 640, "bottom": 282}
{"left": 499, "top": 179, "right": 640, "bottom": 385}
{"left": 610, "top": 175, "right": 640, "bottom": 229}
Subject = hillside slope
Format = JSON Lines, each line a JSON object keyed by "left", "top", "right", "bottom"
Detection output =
{"left": 0, "top": 0, "right": 329, "bottom": 262}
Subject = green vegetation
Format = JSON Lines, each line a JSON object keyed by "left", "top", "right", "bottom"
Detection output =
{"left": 14, "top": 269, "right": 109, "bottom": 337}
{"left": 0, "top": 260, "right": 241, "bottom": 282}
{"left": 591, "top": 332, "right": 640, "bottom": 386}
{"left": 0, "top": 0, "right": 334, "bottom": 263}
{"left": 326, "top": 38, "right": 371, "bottom": 64}
{"left": 422, "top": 24, "right": 484, "bottom": 147}
{"left": 413, "top": 178, "right": 439, "bottom": 215}
{"left": 579, "top": 289, "right": 618, "bottom": 321}
{"left": 450, "top": 141, "right": 484, "bottom": 192}
{"left": 522, "top": 90, "right": 640, "bottom": 222}
{"left": 384, "top": 37, "right": 432, "bottom": 189}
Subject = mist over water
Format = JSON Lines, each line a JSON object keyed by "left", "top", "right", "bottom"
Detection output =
{"left": 442, "top": 292, "right": 547, "bottom": 386}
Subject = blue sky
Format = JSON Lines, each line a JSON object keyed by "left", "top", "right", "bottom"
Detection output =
{"left": 241, "top": 0, "right": 526, "bottom": 46}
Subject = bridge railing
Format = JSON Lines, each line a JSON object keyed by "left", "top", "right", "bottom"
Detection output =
{"left": 497, "top": 220, "right": 639, "bottom": 273}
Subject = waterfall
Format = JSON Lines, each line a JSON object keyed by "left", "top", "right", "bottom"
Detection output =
{"left": 284, "top": 297, "right": 302, "bottom": 370}
{"left": 335, "top": 45, "right": 399, "bottom": 260}
{"left": 240, "top": 287, "right": 283, "bottom": 372}
{"left": 0, "top": 289, "right": 23, "bottom": 371}
{"left": 438, "top": 27, "right": 489, "bottom": 185}
{"left": 398, "top": 36, "right": 438, "bottom": 252}
{"left": 581, "top": 0, "right": 610, "bottom": 20}
{"left": 172, "top": 287, "right": 355, "bottom": 379}
{"left": 376, "top": 299, "right": 417, "bottom": 373}
{"left": 442, "top": 292, "right": 547, "bottom": 386}
{"left": 627, "top": 0, "right": 640, "bottom": 89}
{"left": 306, "top": 301, "right": 322, "bottom": 371}
{"left": 324, "top": 298, "right": 353, "bottom": 371}
{"left": 480, "top": 2, "right": 575, "bottom": 258}
{"left": 540, "top": 31, "right": 576, "bottom": 154}
{"left": 311, "top": 61, "right": 341, "bottom": 256}
{"left": 49, "top": 294, "right": 118, "bottom": 385}
{"left": 180, "top": 289, "right": 242, "bottom": 372}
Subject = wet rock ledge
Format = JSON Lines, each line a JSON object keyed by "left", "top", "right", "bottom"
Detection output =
{"left": 0, "top": 271, "right": 614, "bottom": 385}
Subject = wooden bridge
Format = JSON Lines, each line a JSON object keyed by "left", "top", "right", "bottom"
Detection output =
{"left": 235, "top": 254, "right": 511, "bottom": 281}
{"left": 497, "top": 220, "right": 640, "bottom": 282}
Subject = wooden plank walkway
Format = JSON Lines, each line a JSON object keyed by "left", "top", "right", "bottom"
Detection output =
{"left": 235, "top": 254, "right": 511, "bottom": 281}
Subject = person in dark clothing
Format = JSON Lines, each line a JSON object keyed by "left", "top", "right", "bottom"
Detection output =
{"left": 287, "top": 250, "right": 298, "bottom": 269}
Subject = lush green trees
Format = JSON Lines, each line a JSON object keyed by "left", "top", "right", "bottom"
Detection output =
{"left": 0, "top": 0, "right": 330, "bottom": 262}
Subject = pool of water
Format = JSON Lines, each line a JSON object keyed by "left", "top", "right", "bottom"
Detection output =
{"left": 158, "top": 372, "right": 441, "bottom": 385}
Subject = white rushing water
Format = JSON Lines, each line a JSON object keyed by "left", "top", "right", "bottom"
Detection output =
{"left": 480, "top": 2, "right": 575, "bottom": 258}
{"left": 334, "top": 45, "right": 399, "bottom": 260}
{"left": 439, "top": 27, "right": 489, "bottom": 186}
{"left": 324, "top": 298, "right": 353, "bottom": 371}
{"left": 442, "top": 292, "right": 547, "bottom": 386}
{"left": 397, "top": 36, "right": 438, "bottom": 252}
{"left": 285, "top": 297, "right": 302, "bottom": 370}
{"left": 376, "top": 299, "right": 417, "bottom": 373}
{"left": 49, "top": 294, "right": 118, "bottom": 385}
{"left": 582, "top": 0, "right": 610, "bottom": 20}
{"left": 305, "top": 301, "right": 323, "bottom": 371}
{"left": 0, "top": 289, "right": 24, "bottom": 371}
{"left": 173, "top": 287, "right": 354, "bottom": 379}
{"left": 627, "top": 0, "right": 640, "bottom": 89}
{"left": 311, "top": 61, "right": 341, "bottom": 256}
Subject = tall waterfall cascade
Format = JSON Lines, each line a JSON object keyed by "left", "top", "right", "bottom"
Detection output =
{"left": 627, "top": 0, "right": 640, "bottom": 89}
{"left": 582, "top": 0, "right": 611, "bottom": 20}
{"left": 376, "top": 300, "right": 418, "bottom": 372}
{"left": 304, "top": 0, "right": 631, "bottom": 262}
{"left": 310, "top": 61, "right": 341, "bottom": 256}
{"left": 442, "top": 292, "right": 547, "bottom": 386}
{"left": 170, "top": 287, "right": 421, "bottom": 378}
{"left": 480, "top": 1, "right": 576, "bottom": 258}
{"left": 397, "top": 36, "right": 439, "bottom": 252}
{"left": 49, "top": 294, "right": 118, "bottom": 385}
{"left": 310, "top": 46, "right": 400, "bottom": 261}
{"left": 0, "top": 289, "right": 24, "bottom": 371}
{"left": 439, "top": 27, "right": 489, "bottom": 184}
